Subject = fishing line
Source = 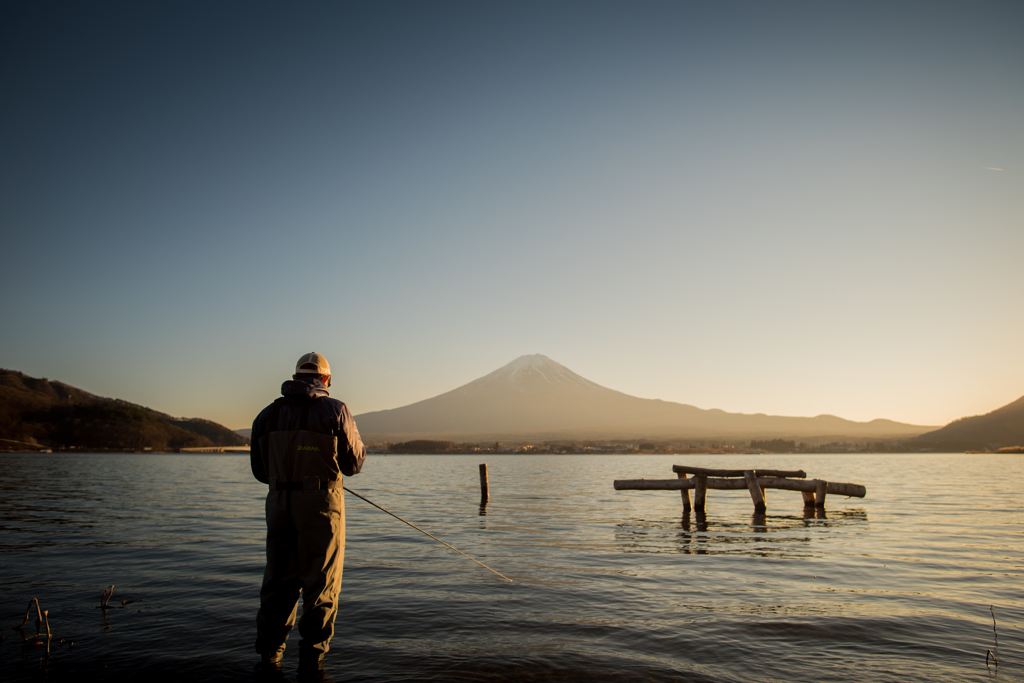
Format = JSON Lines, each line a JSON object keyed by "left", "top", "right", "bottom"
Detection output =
{"left": 343, "top": 486, "right": 513, "bottom": 583}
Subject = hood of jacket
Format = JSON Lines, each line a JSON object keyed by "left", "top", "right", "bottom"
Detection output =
{"left": 280, "top": 376, "right": 330, "bottom": 401}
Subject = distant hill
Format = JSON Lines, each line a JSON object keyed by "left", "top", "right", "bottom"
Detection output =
{"left": 355, "top": 354, "right": 935, "bottom": 442}
{"left": 908, "top": 395, "right": 1024, "bottom": 451}
{"left": 0, "top": 369, "right": 248, "bottom": 451}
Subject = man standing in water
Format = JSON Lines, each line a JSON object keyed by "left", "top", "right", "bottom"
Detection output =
{"left": 250, "top": 352, "right": 366, "bottom": 677}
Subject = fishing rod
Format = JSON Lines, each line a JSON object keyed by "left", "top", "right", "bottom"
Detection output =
{"left": 343, "top": 486, "right": 513, "bottom": 583}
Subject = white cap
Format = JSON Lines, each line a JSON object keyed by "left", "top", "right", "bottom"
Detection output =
{"left": 295, "top": 352, "right": 331, "bottom": 375}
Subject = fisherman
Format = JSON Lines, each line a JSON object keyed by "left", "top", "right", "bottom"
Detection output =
{"left": 250, "top": 352, "right": 366, "bottom": 677}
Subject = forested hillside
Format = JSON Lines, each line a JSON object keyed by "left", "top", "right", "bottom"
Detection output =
{"left": 908, "top": 394, "right": 1024, "bottom": 451}
{"left": 0, "top": 369, "right": 248, "bottom": 451}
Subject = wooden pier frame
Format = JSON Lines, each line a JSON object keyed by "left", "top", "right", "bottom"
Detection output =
{"left": 614, "top": 466, "right": 865, "bottom": 513}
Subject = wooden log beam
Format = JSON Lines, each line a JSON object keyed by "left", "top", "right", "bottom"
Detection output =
{"left": 613, "top": 476, "right": 866, "bottom": 498}
{"left": 744, "top": 470, "right": 766, "bottom": 513}
{"left": 672, "top": 465, "right": 807, "bottom": 478}
{"left": 758, "top": 477, "right": 866, "bottom": 498}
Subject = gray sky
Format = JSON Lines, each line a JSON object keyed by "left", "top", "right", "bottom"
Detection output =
{"left": 1, "top": 1, "right": 1021, "bottom": 430}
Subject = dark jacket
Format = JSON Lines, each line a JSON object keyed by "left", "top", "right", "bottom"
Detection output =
{"left": 250, "top": 377, "right": 366, "bottom": 485}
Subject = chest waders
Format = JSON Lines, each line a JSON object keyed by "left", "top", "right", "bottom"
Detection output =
{"left": 255, "top": 398, "right": 345, "bottom": 665}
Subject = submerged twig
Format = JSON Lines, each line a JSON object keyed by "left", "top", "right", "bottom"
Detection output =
{"left": 14, "top": 599, "right": 51, "bottom": 653}
{"left": 986, "top": 605, "right": 1000, "bottom": 671}
{"left": 27, "top": 610, "right": 53, "bottom": 652}
{"left": 100, "top": 585, "right": 114, "bottom": 609}
{"left": 17, "top": 598, "right": 43, "bottom": 630}
{"left": 991, "top": 606, "right": 999, "bottom": 653}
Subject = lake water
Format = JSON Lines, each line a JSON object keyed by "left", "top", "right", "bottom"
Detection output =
{"left": 0, "top": 452, "right": 1021, "bottom": 682}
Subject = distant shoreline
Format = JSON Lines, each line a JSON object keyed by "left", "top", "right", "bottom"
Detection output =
{"left": 4, "top": 448, "right": 1020, "bottom": 456}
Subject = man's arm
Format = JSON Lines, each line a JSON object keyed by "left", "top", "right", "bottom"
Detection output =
{"left": 337, "top": 403, "right": 366, "bottom": 477}
{"left": 250, "top": 413, "right": 269, "bottom": 484}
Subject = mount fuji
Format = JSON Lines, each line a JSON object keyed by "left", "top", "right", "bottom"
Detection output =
{"left": 354, "top": 354, "right": 934, "bottom": 442}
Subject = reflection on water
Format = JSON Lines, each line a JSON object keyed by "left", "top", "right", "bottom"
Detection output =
{"left": 0, "top": 453, "right": 1022, "bottom": 682}
{"left": 660, "top": 509, "right": 868, "bottom": 556}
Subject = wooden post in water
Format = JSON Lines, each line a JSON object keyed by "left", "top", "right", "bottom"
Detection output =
{"left": 677, "top": 471, "right": 691, "bottom": 513}
{"left": 814, "top": 479, "right": 828, "bottom": 508}
{"left": 801, "top": 490, "right": 816, "bottom": 507}
{"left": 744, "top": 470, "right": 766, "bottom": 513}
{"left": 694, "top": 475, "right": 708, "bottom": 513}
{"left": 479, "top": 463, "right": 489, "bottom": 504}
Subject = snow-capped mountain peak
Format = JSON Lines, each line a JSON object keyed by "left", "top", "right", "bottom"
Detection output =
{"left": 476, "top": 354, "right": 607, "bottom": 394}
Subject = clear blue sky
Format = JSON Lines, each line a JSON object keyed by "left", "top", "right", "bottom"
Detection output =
{"left": 1, "top": 1, "right": 1021, "bottom": 430}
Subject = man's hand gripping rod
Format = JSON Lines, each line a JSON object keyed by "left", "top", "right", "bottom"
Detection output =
{"left": 343, "top": 486, "right": 513, "bottom": 583}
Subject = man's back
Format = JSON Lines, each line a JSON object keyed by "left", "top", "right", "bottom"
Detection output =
{"left": 250, "top": 376, "right": 365, "bottom": 485}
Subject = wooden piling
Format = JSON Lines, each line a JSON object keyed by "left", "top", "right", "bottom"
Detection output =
{"left": 677, "top": 471, "right": 691, "bottom": 512}
{"left": 801, "top": 490, "right": 816, "bottom": 507}
{"left": 744, "top": 470, "right": 766, "bottom": 513}
{"left": 694, "top": 475, "right": 708, "bottom": 513}
{"left": 479, "top": 463, "right": 489, "bottom": 504}
{"left": 814, "top": 479, "right": 828, "bottom": 508}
